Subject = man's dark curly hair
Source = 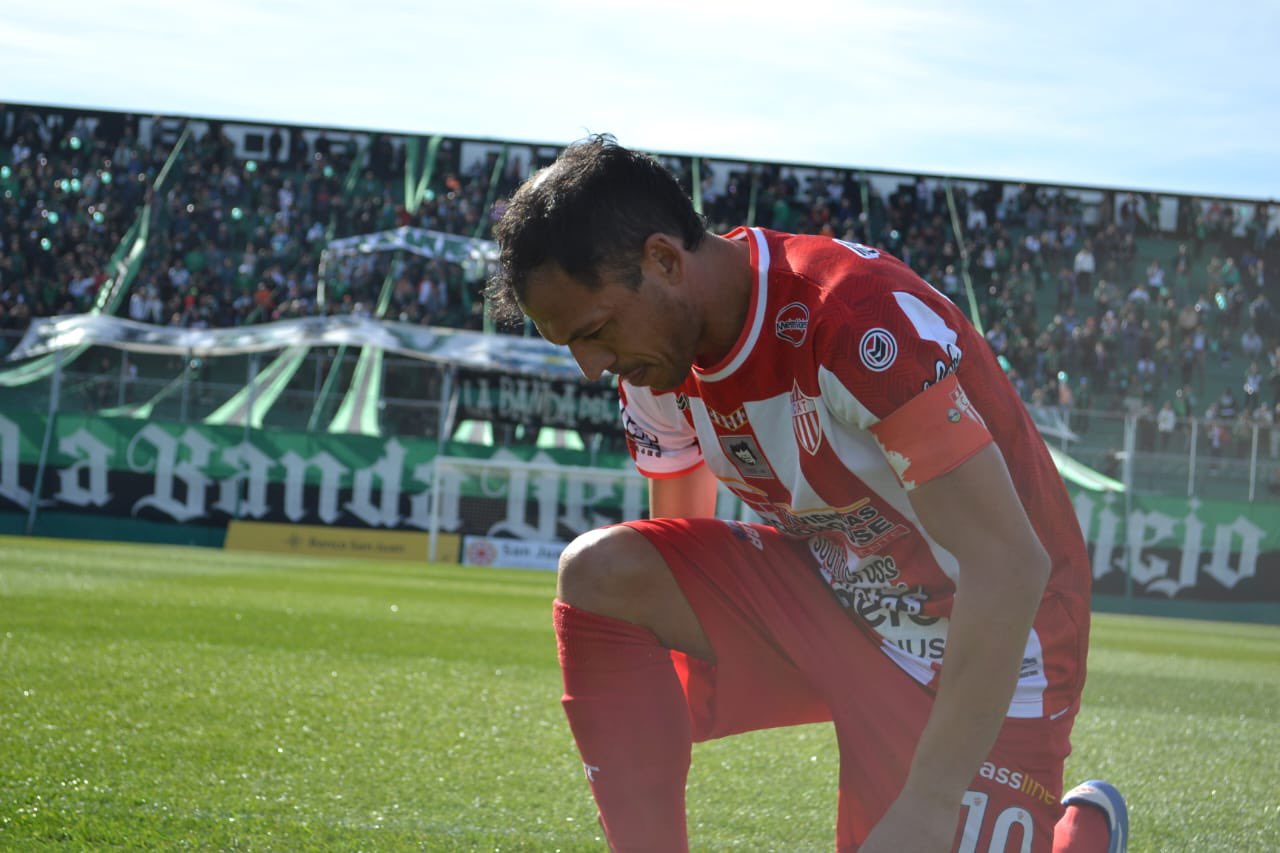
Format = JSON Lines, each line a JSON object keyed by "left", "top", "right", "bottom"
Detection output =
{"left": 485, "top": 135, "right": 706, "bottom": 326}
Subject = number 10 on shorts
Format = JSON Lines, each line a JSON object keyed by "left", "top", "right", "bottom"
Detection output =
{"left": 957, "top": 790, "right": 1035, "bottom": 853}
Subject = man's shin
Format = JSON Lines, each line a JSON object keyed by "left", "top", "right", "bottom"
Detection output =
{"left": 555, "top": 599, "right": 692, "bottom": 851}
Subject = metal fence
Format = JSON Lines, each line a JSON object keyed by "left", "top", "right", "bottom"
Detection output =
{"left": 1033, "top": 404, "right": 1279, "bottom": 503}
{"left": 0, "top": 332, "right": 448, "bottom": 439}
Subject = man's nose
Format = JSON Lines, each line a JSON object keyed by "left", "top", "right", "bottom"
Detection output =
{"left": 568, "top": 340, "right": 613, "bottom": 382}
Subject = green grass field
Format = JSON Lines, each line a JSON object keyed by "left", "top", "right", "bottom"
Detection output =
{"left": 1, "top": 535, "right": 1277, "bottom": 851}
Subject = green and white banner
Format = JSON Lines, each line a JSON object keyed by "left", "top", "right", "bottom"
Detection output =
{"left": 0, "top": 412, "right": 1274, "bottom": 602}
{"left": 0, "top": 412, "right": 642, "bottom": 541}
{"left": 1071, "top": 490, "right": 1276, "bottom": 601}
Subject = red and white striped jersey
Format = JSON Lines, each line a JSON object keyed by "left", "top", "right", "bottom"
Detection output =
{"left": 621, "top": 227, "right": 1091, "bottom": 719}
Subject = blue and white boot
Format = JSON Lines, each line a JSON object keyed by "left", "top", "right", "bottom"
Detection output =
{"left": 1062, "top": 779, "right": 1128, "bottom": 853}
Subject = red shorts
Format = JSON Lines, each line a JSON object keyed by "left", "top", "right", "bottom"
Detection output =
{"left": 625, "top": 517, "right": 1080, "bottom": 853}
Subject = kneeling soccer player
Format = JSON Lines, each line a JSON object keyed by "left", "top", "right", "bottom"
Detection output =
{"left": 487, "top": 136, "right": 1128, "bottom": 853}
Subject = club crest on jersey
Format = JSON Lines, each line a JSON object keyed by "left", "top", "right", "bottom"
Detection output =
{"left": 775, "top": 301, "right": 810, "bottom": 347}
{"left": 859, "top": 328, "right": 897, "bottom": 372}
{"left": 790, "top": 381, "right": 823, "bottom": 456}
{"left": 719, "top": 435, "right": 774, "bottom": 479}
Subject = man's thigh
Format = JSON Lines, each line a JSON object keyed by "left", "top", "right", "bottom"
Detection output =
{"left": 625, "top": 518, "right": 941, "bottom": 747}
{"left": 622, "top": 517, "right": 842, "bottom": 739}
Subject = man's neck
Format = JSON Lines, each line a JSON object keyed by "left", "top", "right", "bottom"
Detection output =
{"left": 690, "top": 233, "right": 754, "bottom": 368}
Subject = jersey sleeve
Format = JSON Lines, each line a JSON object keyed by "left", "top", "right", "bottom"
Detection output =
{"left": 868, "top": 372, "right": 992, "bottom": 490}
{"left": 618, "top": 381, "right": 704, "bottom": 479}
{"left": 814, "top": 272, "right": 993, "bottom": 491}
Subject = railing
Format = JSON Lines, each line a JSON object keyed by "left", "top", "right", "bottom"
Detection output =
{"left": 0, "top": 344, "right": 446, "bottom": 440}
{"left": 1031, "top": 404, "right": 1279, "bottom": 502}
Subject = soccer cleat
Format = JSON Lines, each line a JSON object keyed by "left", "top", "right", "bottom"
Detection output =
{"left": 1062, "top": 779, "right": 1128, "bottom": 853}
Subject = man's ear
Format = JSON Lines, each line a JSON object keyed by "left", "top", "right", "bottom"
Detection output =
{"left": 643, "top": 233, "right": 683, "bottom": 283}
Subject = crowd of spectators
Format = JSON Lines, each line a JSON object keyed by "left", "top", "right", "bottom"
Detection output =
{"left": 3, "top": 103, "right": 1279, "bottom": 463}
{"left": 0, "top": 106, "right": 501, "bottom": 341}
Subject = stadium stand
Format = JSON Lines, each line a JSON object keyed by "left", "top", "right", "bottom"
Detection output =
{"left": 2, "top": 103, "right": 1278, "bottom": 498}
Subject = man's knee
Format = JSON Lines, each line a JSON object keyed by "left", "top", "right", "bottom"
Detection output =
{"left": 557, "top": 526, "right": 668, "bottom": 619}
{"left": 557, "top": 524, "right": 713, "bottom": 659}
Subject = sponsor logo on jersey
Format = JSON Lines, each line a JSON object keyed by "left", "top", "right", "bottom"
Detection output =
{"left": 851, "top": 583, "right": 941, "bottom": 630}
{"left": 738, "top": 492, "right": 909, "bottom": 558}
{"left": 834, "top": 239, "right": 880, "bottom": 259}
{"left": 724, "top": 520, "right": 765, "bottom": 551}
{"left": 807, "top": 541, "right": 941, "bottom": 631}
{"left": 790, "top": 381, "right": 823, "bottom": 455}
{"left": 708, "top": 405, "right": 749, "bottom": 431}
{"left": 719, "top": 435, "right": 774, "bottom": 480}
{"left": 889, "top": 635, "right": 947, "bottom": 660}
{"left": 978, "top": 762, "right": 1058, "bottom": 805}
{"left": 922, "top": 342, "right": 963, "bottom": 391}
{"left": 623, "top": 412, "right": 662, "bottom": 458}
{"left": 674, "top": 393, "right": 689, "bottom": 411}
{"left": 859, "top": 328, "right": 897, "bottom": 372}
{"left": 823, "top": 571, "right": 942, "bottom": 630}
{"left": 849, "top": 554, "right": 900, "bottom": 586}
{"left": 809, "top": 535, "right": 850, "bottom": 583}
{"left": 774, "top": 301, "right": 810, "bottom": 347}
{"left": 811, "top": 543, "right": 900, "bottom": 586}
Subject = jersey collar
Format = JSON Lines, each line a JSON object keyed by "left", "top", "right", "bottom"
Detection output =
{"left": 694, "top": 227, "right": 769, "bottom": 383}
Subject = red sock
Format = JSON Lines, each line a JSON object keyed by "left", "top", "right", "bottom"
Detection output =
{"left": 1053, "top": 802, "right": 1111, "bottom": 852}
{"left": 554, "top": 599, "right": 692, "bottom": 852}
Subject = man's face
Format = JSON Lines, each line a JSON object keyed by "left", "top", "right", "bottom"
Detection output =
{"left": 519, "top": 255, "right": 699, "bottom": 392}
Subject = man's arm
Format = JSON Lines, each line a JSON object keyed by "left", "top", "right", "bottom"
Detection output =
{"left": 649, "top": 462, "right": 719, "bottom": 519}
{"left": 861, "top": 442, "right": 1051, "bottom": 852}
